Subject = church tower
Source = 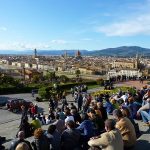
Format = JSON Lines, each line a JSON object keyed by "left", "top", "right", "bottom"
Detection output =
{"left": 34, "top": 48, "right": 37, "bottom": 58}
{"left": 64, "top": 50, "right": 67, "bottom": 59}
{"left": 135, "top": 53, "right": 140, "bottom": 69}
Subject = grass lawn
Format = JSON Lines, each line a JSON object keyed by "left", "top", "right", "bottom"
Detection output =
{"left": 88, "top": 84, "right": 101, "bottom": 89}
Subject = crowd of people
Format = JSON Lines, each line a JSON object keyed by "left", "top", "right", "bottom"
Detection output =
{"left": 7, "top": 84, "right": 150, "bottom": 150}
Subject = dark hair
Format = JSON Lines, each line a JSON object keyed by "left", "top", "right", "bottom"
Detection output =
{"left": 65, "top": 109, "right": 71, "bottom": 116}
{"left": 89, "top": 109, "right": 96, "bottom": 114}
{"left": 122, "top": 107, "right": 130, "bottom": 118}
{"left": 56, "top": 114, "right": 60, "bottom": 120}
{"left": 47, "top": 125, "right": 56, "bottom": 134}
{"left": 32, "top": 116, "right": 35, "bottom": 120}
{"left": 113, "top": 109, "right": 123, "bottom": 118}
{"left": 105, "top": 119, "right": 116, "bottom": 130}
{"left": 81, "top": 113, "right": 89, "bottom": 121}
{"left": 66, "top": 120, "right": 75, "bottom": 129}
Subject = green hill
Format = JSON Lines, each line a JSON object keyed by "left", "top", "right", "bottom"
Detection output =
{"left": 90, "top": 46, "right": 150, "bottom": 57}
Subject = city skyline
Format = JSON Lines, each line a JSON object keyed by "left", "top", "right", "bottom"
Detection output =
{"left": 0, "top": 0, "right": 150, "bottom": 51}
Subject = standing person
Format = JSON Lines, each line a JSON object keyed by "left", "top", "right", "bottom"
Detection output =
{"left": 77, "top": 93, "right": 83, "bottom": 111}
{"left": 19, "top": 105, "right": 28, "bottom": 128}
{"left": 61, "top": 95, "right": 68, "bottom": 111}
{"left": 49, "top": 98, "right": 55, "bottom": 111}
{"left": 34, "top": 104, "right": 38, "bottom": 115}
{"left": 71, "top": 87, "right": 74, "bottom": 97}
{"left": 88, "top": 119, "right": 123, "bottom": 150}
{"left": 18, "top": 119, "right": 33, "bottom": 138}
{"left": 30, "top": 105, "right": 36, "bottom": 118}
{"left": 9, "top": 131, "right": 33, "bottom": 150}
{"left": 32, "top": 90, "right": 35, "bottom": 97}
{"left": 113, "top": 109, "right": 136, "bottom": 149}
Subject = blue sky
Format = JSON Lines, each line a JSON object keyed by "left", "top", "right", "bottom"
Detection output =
{"left": 0, "top": 0, "right": 150, "bottom": 50}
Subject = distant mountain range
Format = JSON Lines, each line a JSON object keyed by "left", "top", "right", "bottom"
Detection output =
{"left": 88, "top": 46, "right": 150, "bottom": 57}
{"left": 0, "top": 46, "right": 150, "bottom": 57}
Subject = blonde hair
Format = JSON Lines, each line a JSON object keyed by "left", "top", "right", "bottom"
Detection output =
{"left": 15, "top": 142, "right": 29, "bottom": 150}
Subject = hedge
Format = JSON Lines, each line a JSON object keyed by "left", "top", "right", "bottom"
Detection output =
{"left": 0, "top": 80, "right": 97, "bottom": 95}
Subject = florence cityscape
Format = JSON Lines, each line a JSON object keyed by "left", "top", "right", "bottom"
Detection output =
{"left": 0, "top": 0, "right": 150, "bottom": 150}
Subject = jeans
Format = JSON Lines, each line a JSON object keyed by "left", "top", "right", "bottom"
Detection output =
{"left": 140, "top": 110, "right": 150, "bottom": 123}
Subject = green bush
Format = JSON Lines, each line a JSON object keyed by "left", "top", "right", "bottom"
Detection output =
{"left": 38, "top": 87, "right": 50, "bottom": 99}
{"left": 96, "top": 78, "right": 104, "bottom": 86}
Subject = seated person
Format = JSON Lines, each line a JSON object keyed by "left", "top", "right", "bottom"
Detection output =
{"left": 137, "top": 98, "right": 150, "bottom": 126}
{"left": 30, "top": 116, "right": 41, "bottom": 131}
{"left": 77, "top": 113, "right": 94, "bottom": 150}
{"left": 113, "top": 109, "right": 136, "bottom": 149}
{"left": 88, "top": 119, "right": 123, "bottom": 150}
{"left": 104, "top": 99, "right": 114, "bottom": 115}
{"left": 32, "top": 128, "right": 50, "bottom": 150}
{"left": 9, "top": 131, "right": 33, "bottom": 150}
{"left": 45, "top": 124, "right": 61, "bottom": 150}
{"left": 122, "top": 107, "right": 141, "bottom": 138}
{"left": 61, "top": 120, "right": 81, "bottom": 150}
{"left": 88, "top": 109, "right": 105, "bottom": 136}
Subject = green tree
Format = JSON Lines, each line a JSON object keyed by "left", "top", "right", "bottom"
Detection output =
{"left": 59, "top": 75, "right": 69, "bottom": 83}
{"left": 32, "top": 75, "right": 41, "bottom": 83}
{"left": 75, "top": 69, "right": 81, "bottom": 78}
{"left": 45, "top": 71, "right": 56, "bottom": 82}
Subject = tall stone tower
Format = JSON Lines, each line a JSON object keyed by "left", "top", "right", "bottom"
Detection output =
{"left": 64, "top": 50, "right": 67, "bottom": 59}
{"left": 135, "top": 53, "right": 140, "bottom": 69}
{"left": 34, "top": 48, "right": 37, "bottom": 58}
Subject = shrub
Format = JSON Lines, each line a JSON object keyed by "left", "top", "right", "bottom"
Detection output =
{"left": 38, "top": 87, "right": 50, "bottom": 99}
{"left": 96, "top": 78, "right": 104, "bottom": 86}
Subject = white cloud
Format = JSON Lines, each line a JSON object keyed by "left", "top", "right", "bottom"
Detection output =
{"left": 81, "top": 38, "right": 93, "bottom": 41}
{"left": 0, "top": 42, "right": 52, "bottom": 50}
{"left": 0, "top": 39, "right": 69, "bottom": 50}
{"left": 97, "top": 14, "right": 150, "bottom": 36}
{"left": 0, "top": 27, "right": 7, "bottom": 31}
{"left": 50, "top": 39, "right": 67, "bottom": 44}
{"left": 96, "top": 0, "right": 150, "bottom": 36}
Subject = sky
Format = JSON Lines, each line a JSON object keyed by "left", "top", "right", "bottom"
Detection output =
{"left": 0, "top": 0, "right": 150, "bottom": 51}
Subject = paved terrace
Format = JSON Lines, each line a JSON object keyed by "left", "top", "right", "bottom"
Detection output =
{"left": 1, "top": 81, "right": 150, "bottom": 149}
